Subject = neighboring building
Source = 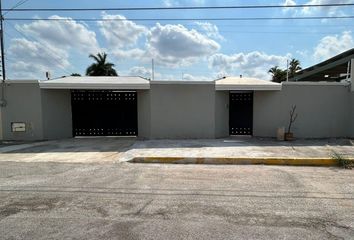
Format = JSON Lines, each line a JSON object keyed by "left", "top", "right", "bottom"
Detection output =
{"left": 0, "top": 51, "right": 353, "bottom": 140}
{"left": 291, "top": 48, "right": 353, "bottom": 82}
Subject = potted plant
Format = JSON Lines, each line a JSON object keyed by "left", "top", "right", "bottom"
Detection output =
{"left": 284, "top": 105, "right": 298, "bottom": 141}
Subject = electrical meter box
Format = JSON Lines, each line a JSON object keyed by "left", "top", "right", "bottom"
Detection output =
{"left": 11, "top": 122, "right": 26, "bottom": 132}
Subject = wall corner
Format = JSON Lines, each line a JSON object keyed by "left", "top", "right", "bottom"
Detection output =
{"left": 350, "top": 58, "right": 354, "bottom": 92}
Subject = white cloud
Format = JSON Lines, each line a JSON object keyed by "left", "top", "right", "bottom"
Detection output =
{"left": 18, "top": 15, "right": 100, "bottom": 53}
{"left": 215, "top": 71, "right": 230, "bottom": 79}
{"left": 300, "top": 0, "right": 352, "bottom": 16}
{"left": 11, "top": 14, "right": 222, "bottom": 78}
{"left": 128, "top": 66, "right": 152, "bottom": 78}
{"left": 10, "top": 61, "right": 45, "bottom": 79}
{"left": 9, "top": 15, "right": 101, "bottom": 78}
{"left": 147, "top": 23, "right": 220, "bottom": 67}
{"left": 112, "top": 48, "right": 146, "bottom": 60}
{"left": 182, "top": 73, "right": 211, "bottom": 81}
{"left": 195, "top": 22, "right": 225, "bottom": 41}
{"left": 282, "top": 0, "right": 353, "bottom": 16}
{"left": 283, "top": 0, "right": 296, "bottom": 6}
{"left": 128, "top": 66, "right": 167, "bottom": 80}
{"left": 282, "top": 0, "right": 296, "bottom": 12}
{"left": 8, "top": 38, "right": 70, "bottom": 79}
{"left": 209, "top": 51, "right": 290, "bottom": 80}
{"left": 163, "top": 0, "right": 205, "bottom": 7}
{"left": 98, "top": 13, "right": 148, "bottom": 48}
{"left": 153, "top": 73, "right": 177, "bottom": 80}
{"left": 296, "top": 49, "right": 309, "bottom": 58}
{"left": 163, "top": 0, "right": 176, "bottom": 7}
{"left": 313, "top": 31, "right": 354, "bottom": 61}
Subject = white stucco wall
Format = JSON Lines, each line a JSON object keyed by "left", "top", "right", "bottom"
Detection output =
{"left": 149, "top": 83, "right": 216, "bottom": 139}
{"left": 41, "top": 89, "right": 73, "bottom": 139}
{"left": 1, "top": 81, "right": 44, "bottom": 140}
{"left": 1, "top": 80, "right": 353, "bottom": 140}
{"left": 253, "top": 82, "right": 351, "bottom": 138}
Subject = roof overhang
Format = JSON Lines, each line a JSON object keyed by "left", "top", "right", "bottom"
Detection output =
{"left": 39, "top": 76, "right": 150, "bottom": 89}
{"left": 291, "top": 48, "right": 354, "bottom": 82}
{"left": 215, "top": 77, "right": 281, "bottom": 91}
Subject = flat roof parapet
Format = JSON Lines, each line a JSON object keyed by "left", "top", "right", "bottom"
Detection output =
{"left": 39, "top": 76, "right": 150, "bottom": 89}
{"left": 215, "top": 76, "right": 281, "bottom": 91}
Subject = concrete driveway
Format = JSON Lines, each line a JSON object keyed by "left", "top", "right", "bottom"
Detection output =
{"left": 0, "top": 137, "right": 136, "bottom": 163}
{"left": 0, "top": 162, "right": 353, "bottom": 239}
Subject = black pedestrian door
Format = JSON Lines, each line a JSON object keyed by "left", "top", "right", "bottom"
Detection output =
{"left": 229, "top": 91, "right": 253, "bottom": 135}
{"left": 71, "top": 90, "right": 137, "bottom": 136}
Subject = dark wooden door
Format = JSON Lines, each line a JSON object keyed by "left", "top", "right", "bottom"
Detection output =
{"left": 229, "top": 91, "right": 253, "bottom": 135}
{"left": 71, "top": 90, "right": 137, "bottom": 136}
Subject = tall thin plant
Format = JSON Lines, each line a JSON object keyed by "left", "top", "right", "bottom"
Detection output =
{"left": 287, "top": 105, "right": 298, "bottom": 133}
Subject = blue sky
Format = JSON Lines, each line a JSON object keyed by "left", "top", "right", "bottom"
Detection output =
{"left": 3, "top": 0, "right": 354, "bottom": 80}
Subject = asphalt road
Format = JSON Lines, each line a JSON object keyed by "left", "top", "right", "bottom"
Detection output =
{"left": 0, "top": 162, "right": 353, "bottom": 240}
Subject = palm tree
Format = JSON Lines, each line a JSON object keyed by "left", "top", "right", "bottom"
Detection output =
{"left": 268, "top": 66, "right": 279, "bottom": 76}
{"left": 288, "top": 58, "right": 301, "bottom": 78}
{"left": 268, "top": 66, "right": 287, "bottom": 83}
{"left": 86, "top": 52, "right": 118, "bottom": 76}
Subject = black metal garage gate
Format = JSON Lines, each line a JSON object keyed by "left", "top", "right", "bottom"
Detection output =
{"left": 229, "top": 91, "right": 253, "bottom": 135}
{"left": 71, "top": 90, "right": 137, "bottom": 136}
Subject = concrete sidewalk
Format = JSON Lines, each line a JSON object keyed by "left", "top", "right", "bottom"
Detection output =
{"left": 0, "top": 137, "right": 353, "bottom": 165}
{"left": 120, "top": 138, "right": 354, "bottom": 164}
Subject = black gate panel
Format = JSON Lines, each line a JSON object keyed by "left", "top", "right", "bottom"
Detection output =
{"left": 229, "top": 91, "right": 253, "bottom": 135}
{"left": 71, "top": 90, "right": 137, "bottom": 136}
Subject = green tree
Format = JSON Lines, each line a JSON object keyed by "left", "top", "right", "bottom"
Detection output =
{"left": 86, "top": 52, "right": 118, "bottom": 76}
{"left": 71, "top": 73, "right": 81, "bottom": 76}
{"left": 288, "top": 58, "right": 302, "bottom": 78}
{"left": 268, "top": 66, "right": 287, "bottom": 83}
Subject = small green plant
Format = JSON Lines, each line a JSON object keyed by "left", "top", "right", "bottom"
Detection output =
{"left": 331, "top": 151, "right": 353, "bottom": 169}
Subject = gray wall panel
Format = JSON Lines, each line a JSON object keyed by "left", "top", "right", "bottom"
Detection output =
{"left": 149, "top": 83, "right": 215, "bottom": 139}
{"left": 41, "top": 89, "right": 72, "bottom": 139}
{"left": 350, "top": 92, "right": 354, "bottom": 137}
{"left": 137, "top": 90, "right": 151, "bottom": 139}
{"left": 254, "top": 83, "right": 351, "bottom": 138}
{"left": 1, "top": 83, "right": 44, "bottom": 140}
{"left": 215, "top": 91, "right": 229, "bottom": 138}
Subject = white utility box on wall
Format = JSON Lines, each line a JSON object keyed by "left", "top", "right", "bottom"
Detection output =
{"left": 11, "top": 122, "right": 26, "bottom": 132}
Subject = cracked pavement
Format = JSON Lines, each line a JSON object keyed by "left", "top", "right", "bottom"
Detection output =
{"left": 0, "top": 162, "right": 353, "bottom": 239}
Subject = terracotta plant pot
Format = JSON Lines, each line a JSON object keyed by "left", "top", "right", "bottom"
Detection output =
{"left": 284, "top": 132, "right": 294, "bottom": 141}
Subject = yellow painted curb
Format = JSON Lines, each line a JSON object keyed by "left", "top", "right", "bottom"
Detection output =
{"left": 130, "top": 157, "right": 354, "bottom": 166}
